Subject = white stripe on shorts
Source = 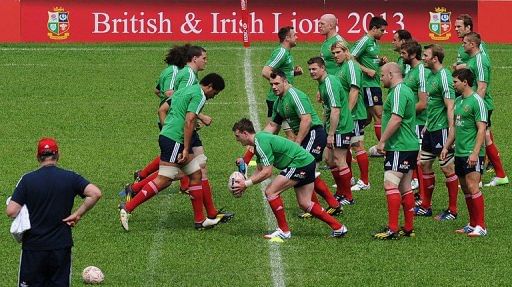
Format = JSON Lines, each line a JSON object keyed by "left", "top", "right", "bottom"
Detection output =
{"left": 170, "top": 142, "right": 181, "bottom": 162}
{"left": 366, "top": 88, "right": 374, "bottom": 106}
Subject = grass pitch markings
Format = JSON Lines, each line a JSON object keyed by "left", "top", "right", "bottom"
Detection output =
{"left": 243, "top": 47, "right": 286, "bottom": 287}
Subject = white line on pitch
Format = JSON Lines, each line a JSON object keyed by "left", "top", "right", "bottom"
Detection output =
{"left": 243, "top": 47, "right": 286, "bottom": 287}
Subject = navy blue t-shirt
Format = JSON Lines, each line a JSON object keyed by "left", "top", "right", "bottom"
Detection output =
{"left": 11, "top": 165, "right": 90, "bottom": 250}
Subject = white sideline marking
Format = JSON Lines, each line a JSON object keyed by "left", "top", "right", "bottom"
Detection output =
{"left": 144, "top": 195, "right": 170, "bottom": 287}
{"left": 243, "top": 47, "right": 286, "bottom": 287}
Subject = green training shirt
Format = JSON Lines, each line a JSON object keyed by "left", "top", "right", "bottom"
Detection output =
{"left": 351, "top": 35, "right": 381, "bottom": 88}
{"left": 425, "top": 67, "right": 455, "bottom": 131}
{"left": 271, "top": 87, "right": 323, "bottom": 133}
{"left": 454, "top": 93, "right": 487, "bottom": 157}
{"left": 254, "top": 131, "right": 314, "bottom": 170}
{"left": 160, "top": 84, "right": 205, "bottom": 143}
{"left": 382, "top": 83, "right": 419, "bottom": 151}
{"left": 265, "top": 46, "right": 295, "bottom": 102}
{"left": 403, "top": 62, "right": 430, "bottom": 125}
{"left": 467, "top": 51, "right": 494, "bottom": 111}
{"left": 318, "top": 75, "right": 353, "bottom": 134}
{"left": 336, "top": 59, "right": 367, "bottom": 121}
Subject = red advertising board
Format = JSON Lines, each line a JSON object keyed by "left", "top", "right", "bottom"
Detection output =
{"left": 18, "top": 0, "right": 477, "bottom": 43}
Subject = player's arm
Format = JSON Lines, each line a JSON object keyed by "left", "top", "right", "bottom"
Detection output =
{"left": 263, "top": 121, "right": 281, "bottom": 135}
{"left": 416, "top": 91, "right": 427, "bottom": 113}
{"left": 469, "top": 121, "right": 487, "bottom": 166}
{"left": 158, "top": 101, "right": 170, "bottom": 126}
{"left": 295, "top": 114, "right": 312, "bottom": 144}
{"left": 348, "top": 86, "right": 359, "bottom": 111}
{"left": 62, "top": 184, "right": 102, "bottom": 227}
{"left": 181, "top": 112, "right": 197, "bottom": 162}
{"left": 441, "top": 112, "right": 456, "bottom": 160}
{"left": 262, "top": 66, "right": 273, "bottom": 80}
{"left": 197, "top": 113, "right": 212, "bottom": 126}
{"left": 6, "top": 200, "right": 22, "bottom": 218}
{"left": 352, "top": 58, "right": 376, "bottom": 78}
{"left": 327, "top": 107, "right": 340, "bottom": 148}
{"left": 476, "top": 81, "right": 487, "bottom": 99}
{"left": 444, "top": 98, "right": 455, "bottom": 131}
{"left": 164, "top": 89, "right": 175, "bottom": 98}
{"left": 377, "top": 114, "right": 402, "bottom": 154}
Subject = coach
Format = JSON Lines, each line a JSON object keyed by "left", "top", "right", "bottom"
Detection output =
{"left": 6, "top": 137, "right": 102, "bottom": 287}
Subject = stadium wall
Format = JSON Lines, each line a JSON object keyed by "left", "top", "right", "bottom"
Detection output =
{"left": 1, "top": 0, "right": 510, "bottom": 43}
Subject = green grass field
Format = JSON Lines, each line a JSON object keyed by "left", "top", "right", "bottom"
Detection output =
{"left": 0, "top": 41, "right": 511, "bottom": 286}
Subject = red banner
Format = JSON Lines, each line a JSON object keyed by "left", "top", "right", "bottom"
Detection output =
{"left": 16, "top": 0, "right": 477, "bottom": 43}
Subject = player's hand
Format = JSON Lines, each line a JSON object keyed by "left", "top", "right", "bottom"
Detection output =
{"left": 327, "top": 135, "right": 334, "bottom": 149}
{"left": 178, "top": 151, "right": 189, "bottom": 164}
{"left": 63, "top": 213, "right": 81, "bottom": 227}
{"left": 199, "top": 115, "right": 212, "bottom": 126}
{"left": 380, "top": 56, "right": 388, "bottom": 65}
{"left": 440, "top": 147, "right": 448, "bottom": 161}
{"left": 294, "top": 65, "right": 303, "bottom": 76}
{"left": 232, "top": 179, "right": 246, "bottom": 196}
{"left": 376, "top": 141, "right": 385, "bottom": 154}
{"left": 316, "top": 91, "right": 322, "bottom": 103}
{"left": 365, "top": 69, "right": 376, "bottom": 78}
{"left": 467, "top": 153, "right": 478, "bottom": 167}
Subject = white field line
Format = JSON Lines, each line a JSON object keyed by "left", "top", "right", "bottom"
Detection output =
{"left": 144, "top": 194, "right": 171, "bottom": 287}
{"left": 243, "top": 47, "right": 286, "bottom": 287}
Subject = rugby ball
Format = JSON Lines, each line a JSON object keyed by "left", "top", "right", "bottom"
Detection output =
{"left": 228, "top": 171, "right": 246, "bottom": 197}
{"left": 82, "top": 266, "right": 104, "bottom": 284}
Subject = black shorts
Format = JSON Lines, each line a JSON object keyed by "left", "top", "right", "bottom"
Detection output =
{"left": 191, "top": 131, "right": 203, "bottom": 150}
{"left": 455, "top": 156, "right": 485, "bottom": 177}
{"left": 421, "top": 128, "right": 449, "bottom": 155}
{"left": 351, "top": 119, "right": 366, "bottom": 137}
{"left": 280, "top": 160, "right": 316, "bottom": 187}
{"left": 333, "top": 132, "right": 352, "bottom": 149}
{"left": 300, "top": 126, "right": 327, "bottom": 162}
{"left": 19, "top": 247, "right": 71, "bottom": 287}
{"left": 363, "top": 87, "right": 383, "bottom": 107}
{"left": 384, "top": 151, "right": 419, "bottom": 173}
{"left": 487, "top": 110, "right": 492, "bottom": 128}
{"left": 159, "top": 135, "right": 184, "bottom": 163}
{"left": 266, "top": 100, "right": 274, "bottom": 118}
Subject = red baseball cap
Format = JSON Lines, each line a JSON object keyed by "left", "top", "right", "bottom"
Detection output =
{"left": 37, "top": 137, "right": 59, "bottom": 156}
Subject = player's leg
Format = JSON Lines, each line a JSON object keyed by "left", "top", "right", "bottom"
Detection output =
{"left": 416, "top": 130, "right": 436, "bottom": 215}
{"left": 331, "top": 136, "right": 354, "bottom": 205}
{"left": 397, "top": 153, "right": 417, "bottom": 237}
{"left": 351, "top": 119, "right": 371, "bottom": 190}
{"left": 436, "top": 128, "right": 459, "bottom": 220}
{"left": 484, "top": 115, "right": 508, "bottom": 186}
{"left": 293, "top": 161, "right": 347, "bottom": 237}
{"left": 465, "top": 157, "right": 487, "bottom": 236}
{"left": 263, "top": 174, "right": 296, "bottom": 239}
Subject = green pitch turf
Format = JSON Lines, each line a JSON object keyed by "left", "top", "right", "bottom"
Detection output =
{"left": 0, "top": 42, "right": 511, "bottom": 286}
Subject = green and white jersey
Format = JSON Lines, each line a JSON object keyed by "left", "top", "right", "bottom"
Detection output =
{"left": 156, "top": 65, "right": 179, "bottom": 106}
{"left": 467, "top": 51, "right": 494, "bottom": 111}
{"left": 272, "top": 87, "right": 323, "bottom": 133}
{"left": 383, "top": 83, "right": 419, "bottom": 151}
{"left": 397, "top": 57, "right": 411, "bottom": 77}
{"left": 336, "top": 59, "right": 367, "bottom": 121}
{"left": 350, "top": 35, "right": 381, "bottom": 88}
{"left": 254, "top": 131, "right": 314, "bottom": 169}
{"left": 175, "top": 65, "right": 198, "bottom": 91}
{"left": 265, "top": 46, "right": 295, "bottom": 101}
{"left": 425, "top": 67, "right": 455, "bottom": 131}
{"left": 456, "top": 41, "right": 488, "bottom": 64}
{"left": 454, "top": 93, "right": 487, "bottom": 157}
{"left": 318, "top": 75, "right": 354, "bottom": 134}
{"left": 321, "top": 34, "right": 346, "bottom": 75}
{"left": 160, "top": 84, "right": 205, "bottom": 143}
{"left": 403, "top": 62, "right": 430, "bottom": 125}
